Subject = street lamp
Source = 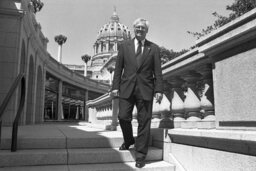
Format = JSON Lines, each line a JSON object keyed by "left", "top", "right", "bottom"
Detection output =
{"left": 54, "top": 35, "right": 67, "bottom": 63}
{"left": 81, "top": 54, "right": 91, "bottom": 77}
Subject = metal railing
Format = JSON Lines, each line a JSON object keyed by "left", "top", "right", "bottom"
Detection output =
{"left": 0, "top": 72, "right": 26, "bottom": 152}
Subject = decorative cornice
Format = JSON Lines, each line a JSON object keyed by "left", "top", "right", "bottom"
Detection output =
{"left": 0, "top": 8, "right": 25, "bottom": 16}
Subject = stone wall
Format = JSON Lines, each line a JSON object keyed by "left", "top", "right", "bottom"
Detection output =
{"left": 161, "top": 8, "right": 256, "bottom": 171}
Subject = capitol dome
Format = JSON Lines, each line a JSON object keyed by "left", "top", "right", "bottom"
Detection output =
{"left": 88, "top": 8, "right": 131, "bottom": 84}
{"left": 96, "top": 9, "right": 131, "bottom": 41}
{"left": 92, "top": 9, "right": 131, "bottom": 60}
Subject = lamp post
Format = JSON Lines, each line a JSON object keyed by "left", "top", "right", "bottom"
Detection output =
{"left": 54, "top": 35, "right": 67, "bottom": 63}
{"left": 81, "top": 54, "right": 91, "bottom": 77}
{"left": 107, "top": 65, "right": 115, "bottom": 85}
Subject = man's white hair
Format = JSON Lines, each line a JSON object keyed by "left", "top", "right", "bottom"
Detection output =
{"left": 133, "top": 18, "right": 149, "bottom": 29}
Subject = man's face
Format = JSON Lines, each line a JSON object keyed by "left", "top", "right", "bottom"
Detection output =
{"left": 134, "top": 22, "right": 148, "bottom": 41}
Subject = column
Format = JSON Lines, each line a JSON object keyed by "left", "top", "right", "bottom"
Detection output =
{"left": 57, "top": 45, "right": 62, "bottom": 62}
{"left": 106, "top": 42, "right": 109, "bottom": 52}
{"left": 96, "top": 43, "right": 98, "bottom": 54}
{"left": 57, "top": 80, "right": 63, "bottom": 120}
{"left": 114, "top": 42, "right": 117, "bottom": 51}
{"left": 84, "top": 90, "right": 89, "bottom": 121}
{"left": 100, "top": 42, "right": 103, "bottom": 53}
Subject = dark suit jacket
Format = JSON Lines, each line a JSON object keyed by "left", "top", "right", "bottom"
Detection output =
{"left": 112, "top": 38, "right": 163, "bottom": 101}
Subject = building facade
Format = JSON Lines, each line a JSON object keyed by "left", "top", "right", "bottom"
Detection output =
{"left": 0, "top": 0, "right": 110, "bottom": 125}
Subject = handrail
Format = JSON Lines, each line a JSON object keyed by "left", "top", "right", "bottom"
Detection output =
{"left": 0, "top": 72, "right": 26, "bottom": 152}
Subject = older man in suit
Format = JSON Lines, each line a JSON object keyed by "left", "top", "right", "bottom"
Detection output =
{"left": 111, "top": 18, "right": 163, "bottom": 168}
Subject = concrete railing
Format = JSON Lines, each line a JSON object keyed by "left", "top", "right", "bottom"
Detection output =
{"left": 162, "top": 8, "right": 256, "bottom": 130}
{"left": 162, "top": 48, "right": 215, "bottom": 129}
{"left": 87, "top": 93, "right": 118, "bottom": 130}
{"left": 87, "top": 92, "right": 172, "bottom": 130}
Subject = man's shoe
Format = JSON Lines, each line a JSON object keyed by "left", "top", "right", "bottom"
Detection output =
{"left": 119, "top": 143, "right": 129, "bottom": 150}
{"left": 119, "top": 142, "right": 134, "bottom": 150}
{"left": 135, "top": 161, "right": 145, "bottom": 168}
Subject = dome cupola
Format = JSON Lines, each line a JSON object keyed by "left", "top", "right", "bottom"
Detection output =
{"left": 110, "top": 7, "right": 119, "bottom": 23}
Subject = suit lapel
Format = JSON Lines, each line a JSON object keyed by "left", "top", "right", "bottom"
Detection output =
{"left": 128, "top": 39, "right": 137, "bottom": 67}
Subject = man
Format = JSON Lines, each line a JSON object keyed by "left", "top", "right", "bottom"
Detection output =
{"left": 111, "top": 18, "right": 163, "bottom": 168}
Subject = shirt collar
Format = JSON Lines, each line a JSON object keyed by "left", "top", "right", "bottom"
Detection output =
{"left": 134, "top": 38, "right": 145, "bottom": 46}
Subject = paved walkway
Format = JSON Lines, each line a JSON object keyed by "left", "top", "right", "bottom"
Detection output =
{"left": 1, "top": 122, "right": 126, "bottom": 148}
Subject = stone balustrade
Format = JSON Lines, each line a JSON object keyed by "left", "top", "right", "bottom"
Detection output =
{"left": 87, "top": 93, "right": 118, "bottom": 130}
{"left": 87, "top": 92, "right": 173, "bottom": 130}
{"left": 162, "top": 64, "right": 215, "bottom": 129}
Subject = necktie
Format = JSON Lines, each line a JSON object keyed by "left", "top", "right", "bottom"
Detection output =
{"left": 136, "top": 41, "right": 142, "bottom": 56}
{"left": 136, "top": 41, "right": 142, "bottom": 65}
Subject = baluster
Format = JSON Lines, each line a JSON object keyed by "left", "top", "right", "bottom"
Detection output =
{"left": 100, "top": 107, "right": 103, "bottom": 120}
{"left": 199, "top": 79, "right": 215, "bottom": 128}
{"left": 107, "top": 104, "right": 112, "bottom": 125}
{"left": 182, "top": 71, "right": 202, "bottom": 128}
{"left": 103, "top": 107, "right": 107, "bottom": 121}
{"left": 197, "top": 65, "right": 215, "bottom": 128}
{"left": 168, "top": 78, "right": 185, "bottom": 128}
{"left": 96, "top": 107, "right": 100, "bottom": 120}
{"left": 102, "top": 107, "right": 106, "bottom": 122}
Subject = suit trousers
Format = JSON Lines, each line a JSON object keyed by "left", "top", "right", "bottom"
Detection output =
{"left": 118, "top": 84, "right": 153, "bottom": 161}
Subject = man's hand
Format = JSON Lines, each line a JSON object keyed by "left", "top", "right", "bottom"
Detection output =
{"left": 155, "top": 93, "right": 163, "bottom": 104}
{"left": 111, "top": 89, "right": 119, "bottom": 97}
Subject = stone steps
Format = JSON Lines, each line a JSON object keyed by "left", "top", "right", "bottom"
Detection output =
{"left": 1, "top": 125, "right": 142, "bottom": 150}
{"left": 0, "top": 124, "right": 175, "bottom": 170}
{"left": 0, "top": 136, "right": 125, "bottom": 150}
{"left": 0, "top": 161, "right": 175, "bottom": 171}
{"left": 0, "top": 147, "right": 162, "bottom": 167}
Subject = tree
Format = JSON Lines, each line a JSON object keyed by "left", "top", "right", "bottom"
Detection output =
{"left": 188, "top": 0, "right": 256, "bottom": 39}
{"left": 159, "top": 46, "right": 188, "bottom": 64}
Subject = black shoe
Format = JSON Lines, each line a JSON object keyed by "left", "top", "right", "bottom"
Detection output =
{"left": 135, "top": 161, "right": 145, "bottom": 168}
{"left": 119, "top": 141, "right": 134, "bottom": 150}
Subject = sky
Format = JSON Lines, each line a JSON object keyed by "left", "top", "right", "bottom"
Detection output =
{"left": 36, "top": 0, "right": 233, "bottom": 65}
